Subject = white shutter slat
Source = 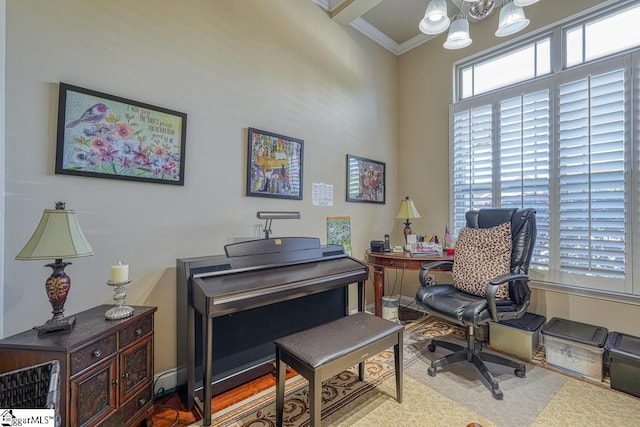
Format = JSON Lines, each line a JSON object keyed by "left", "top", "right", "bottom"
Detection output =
{"left": 452, "top": 105, "right": 494, "bottom": 232}
{"left": 499, "top": 89, "right": 550, "bottom": 269}
{"left": 558, "top": 68, "right": 626, "bottom": 279}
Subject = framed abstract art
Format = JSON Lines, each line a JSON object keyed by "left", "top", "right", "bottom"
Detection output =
{"left": 246, "top": 127, "right": 304, "bottom": 200}
{"left": 346, "top": 154, "right": 385, "bottom": 204}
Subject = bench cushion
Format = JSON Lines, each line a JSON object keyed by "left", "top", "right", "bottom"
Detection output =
{"left": 274, "top": 312, "right": 403, "bottom": 368}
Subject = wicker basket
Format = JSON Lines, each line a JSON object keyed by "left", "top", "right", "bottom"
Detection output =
{"left": 0, "top": 360, "right": 60, "bottom": 414}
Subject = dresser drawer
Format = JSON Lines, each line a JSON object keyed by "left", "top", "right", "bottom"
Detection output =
{"left": 71, "top": 334, "right": 117, "bottom": 376}
{"left": 98, "top": 384, "right": 153, "bottom": 427}
{"left": 119, "top": 315, "right": 153, "bottom": 348}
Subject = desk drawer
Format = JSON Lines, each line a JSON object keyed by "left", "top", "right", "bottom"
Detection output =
{"left": 371, "top": 256, "right": 452, "bottom": 271}
{"left": 374, "top": 257, "right": 412, "bottom": 269}
{"left": 71, "top": 334, "right": 117, "bottom": 376}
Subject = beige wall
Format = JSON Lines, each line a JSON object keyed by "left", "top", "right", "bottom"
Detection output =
{"left": 4, "top": 0, "right": 640, "bottom": 382}
{"left": 398, "top": 0, "right": 640, "bottom": 337}
{"left": 3, "top": 0, "right": 399, "bottom": 374}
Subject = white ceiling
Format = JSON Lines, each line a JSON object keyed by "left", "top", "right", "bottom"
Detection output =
{"left": 314, "top": 0, "right": 506, "bottom": 55}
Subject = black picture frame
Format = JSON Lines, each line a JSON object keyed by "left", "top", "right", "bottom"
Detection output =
{"left": 346, "top": 154, "right": 386, "bottom": 204}
{"left": 55, "top": 82, "right": 187, "bottom": 186}
{"left": 246, "top": 127, "right": 304, "bottom": 200}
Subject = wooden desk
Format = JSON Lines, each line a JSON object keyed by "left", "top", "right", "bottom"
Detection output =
{"left": 365, "top": 251, "right": 454, "bottom": 316}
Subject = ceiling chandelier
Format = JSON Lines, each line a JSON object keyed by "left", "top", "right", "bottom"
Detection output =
{"left": 419, "top": 0, "right": 541, "bottom": 50}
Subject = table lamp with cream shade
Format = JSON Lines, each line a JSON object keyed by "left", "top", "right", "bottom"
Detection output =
{"left": 395, "top": 196, "right": 422, "bottom": 243}
{"left": 15, "top": 201, "right": 94, "bottom": 334}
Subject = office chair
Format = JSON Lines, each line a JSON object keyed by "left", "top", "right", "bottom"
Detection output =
{"left": 415, "top": 208, "right": 536, "bottom": 399}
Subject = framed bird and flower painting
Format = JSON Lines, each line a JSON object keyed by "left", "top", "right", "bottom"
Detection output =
{"left": 55, "top": 82, "right": 187, "bottom": 185}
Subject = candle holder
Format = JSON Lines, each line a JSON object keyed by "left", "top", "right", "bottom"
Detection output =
{"left": 105, "top": 280, "right": 134, "bottom": 320}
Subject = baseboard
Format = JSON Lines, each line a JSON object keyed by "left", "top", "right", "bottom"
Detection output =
{"left": 154, "top": 368, "right": 178, "bottom": 398}
{"left": 399, "top": 295, "right": 430, "bottom": 313}
{"left": 353, "top": 295, "right": 429, "bottom": 316}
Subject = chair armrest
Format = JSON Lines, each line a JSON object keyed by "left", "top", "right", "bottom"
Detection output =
{"left": 419, "top": 260, "right": 454, "bottom": 286}
{"left": 484, "top": 273, "right": 529, "bottom": 321}
{"left": 488, "top": 273, "right": 528, "bottom": 286}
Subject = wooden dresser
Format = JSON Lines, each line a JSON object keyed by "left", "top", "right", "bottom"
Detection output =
{"left": 0, "top": 305, "right": 156, "bottom": 427}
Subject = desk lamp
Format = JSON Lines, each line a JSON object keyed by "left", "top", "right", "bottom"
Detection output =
{"left": 16, "top": 202, "right": 94, "bottom": 334}
{"left": 395, "top": 196, "right": 421, "bottom": 244}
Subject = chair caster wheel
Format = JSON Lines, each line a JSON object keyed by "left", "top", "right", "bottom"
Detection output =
{"left": 427, "top": 343, "right": 436, "bottom": 352}
{"left": 427, "top": 367, "right": 437, "bottom": 377}
{"left": 515, "top": 368, "right": 526, "bottom": 378}
{"left": 492, "top": 388, "right": 503, "bottom": 400}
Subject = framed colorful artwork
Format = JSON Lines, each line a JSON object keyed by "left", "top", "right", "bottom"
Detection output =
{"left": 55, "top": 83, "right": 187, "bottom": 185}
{"left": 246, "top": 127, "right": 304, "bottom": 200}
{"left": 346, "top": 154, "right": 385, "bottom": 204}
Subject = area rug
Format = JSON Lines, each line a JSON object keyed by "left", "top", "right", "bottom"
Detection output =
{"left": 196, "top": 315, "right": 640, "bottom": 427}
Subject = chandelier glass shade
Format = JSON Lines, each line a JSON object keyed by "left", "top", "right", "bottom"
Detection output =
{"left": 495, "top": 1, "right": 530, "bottom": 36}
{"left": 418, "top": 0, "right": 541, "bottom": 50}
{"left": 419, "top": 0, "right": 451, "bottom": 35}
{"left": 443, "top": 16, "right": 472, "bottom": 49}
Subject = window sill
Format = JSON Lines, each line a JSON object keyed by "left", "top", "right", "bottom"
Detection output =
{"left": 530, "top": 280, "right": 640, "bottom": 306}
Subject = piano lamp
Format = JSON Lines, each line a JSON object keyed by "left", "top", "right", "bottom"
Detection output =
{"left": 395, "top": 196, "right": 422, "bottom": 244}
{"left": 256, "top": 211, "right": 301, "bottom": 239}
{"left": 15, "top": 201, "right": 94, "bottom": 335}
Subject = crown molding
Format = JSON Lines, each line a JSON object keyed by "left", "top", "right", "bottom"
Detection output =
{"left": 350, "top": 17, "right": 434, "bottom": 56}
{"left": 313, "top": 0, "right": 330, "bottom": 10}
{"left": 313, "top": 0, "right": 434, "bottom": 55}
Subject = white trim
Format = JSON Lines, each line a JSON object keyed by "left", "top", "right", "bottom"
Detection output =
{"left": 314, "top": 0, "right": 435, "bottom": 55}
{"left": 350, "top": 17, "right": 435, "bottom": 56}
{"left": 154, "top": 368, "right": 178, "bottom": 396}
{"left": 531, "top": 281, "right": 640, "bottom": 306}
{"left": 312, "top": 0, "right": 330, "bottom": 11}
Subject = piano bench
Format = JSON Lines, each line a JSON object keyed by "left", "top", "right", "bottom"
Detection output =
{"left": 275, "top": 312, "right": 404, "bottom": 426}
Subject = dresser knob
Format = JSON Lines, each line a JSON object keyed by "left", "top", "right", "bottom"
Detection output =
{"left": 135, "top": 328, "right": 143, "bottom": 336}
{"left": 112, "top": 379, "right": 118, "bottom": 386}
{"left": 122, "top": 372, "right": 130, "bottom": 380}
{"left": 92, "top": 349, "right": 102, "bottom": 358}
{"left": 138, "top": 397, "right": 146, "bottom": 406}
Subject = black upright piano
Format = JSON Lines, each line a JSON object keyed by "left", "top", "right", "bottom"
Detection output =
{"left": 176, "top": 237, "right": 369, "bottom": 426}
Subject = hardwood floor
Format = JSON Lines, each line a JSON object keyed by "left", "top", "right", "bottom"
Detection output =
{"left": 151, "top": 365, "right": 299, "bottom": 427}
{"left": 151, "top": 308, "right": 422, "bottom": 426}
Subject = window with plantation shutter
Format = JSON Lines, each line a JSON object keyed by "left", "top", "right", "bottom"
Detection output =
{"left": 558, "top": 69, "right": 626, "bottom": 279}
{"left": 449, "top": 0, "right": 639, "bottom": 296}
{"left": 499, "top": 90, "right": 550, "bottom": 271}
{"left": 452, "top": 105, "right": 493, "bottom": 233}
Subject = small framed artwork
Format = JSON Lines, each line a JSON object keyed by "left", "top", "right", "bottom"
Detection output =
{"left": 246, "top": 127, "right": 303, "bottom": 200}
{"left": 55, "top": 82, "right": 187, "bottom": 185}
{"left": 346, "top": 154, "right": 385, "bottom": 204}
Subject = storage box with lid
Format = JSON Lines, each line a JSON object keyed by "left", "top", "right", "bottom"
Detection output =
{"left": 541, "top": 317, "right": 608, "bottom": 381}
{"left": 489, "top": 312, "right": 546, "bottom": 360}
{"left": 605, "top": 332, "right": 640, "bottom": 398}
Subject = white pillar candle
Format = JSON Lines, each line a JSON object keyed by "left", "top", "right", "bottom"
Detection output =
{"left": 110, "top": 262, "right": 129, "bottom": 283}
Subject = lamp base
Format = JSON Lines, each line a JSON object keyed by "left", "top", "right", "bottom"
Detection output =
{"left": 35, "top": 260, "right": 75, "bottom": 336}
{"left": 33, "top": 316, "right": 76, "bottom": 336}
{"left": 403, "top": 221, "right": 412, "bottom": 243}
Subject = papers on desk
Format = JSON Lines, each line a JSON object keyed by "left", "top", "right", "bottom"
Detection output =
{"left": 412, "top": 242, "right": 442, "bottom": 256}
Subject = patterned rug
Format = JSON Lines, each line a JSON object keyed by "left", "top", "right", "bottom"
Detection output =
{"left": 196, "top": 315, "right": 640, "bottom": 427}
